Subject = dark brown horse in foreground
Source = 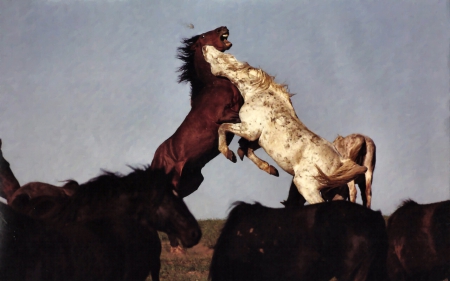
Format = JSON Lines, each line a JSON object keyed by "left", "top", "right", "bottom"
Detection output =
{"left": 150, "top": 26, "right": 242, "bottom": 250}
{"left": 387, "top": 200, "right": 450, "bottom": 281}
{"left": 279, "top": 134, "right": 376, "bottom": 208}
{"left": 0, "top": 202, "right": 161, "bottom": 281}
{"left": 8, "top": 167, "right": 201, "bottom": 281}
{"left": 210, "top": 201, "right": 388, "bottom": 281}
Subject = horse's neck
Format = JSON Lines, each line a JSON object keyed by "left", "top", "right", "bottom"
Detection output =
{"left": 193, "top": 50, "right": 222, "bottom": 85}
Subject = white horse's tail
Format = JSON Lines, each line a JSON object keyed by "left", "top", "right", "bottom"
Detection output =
{"left": 314, "top": 159, "right": 367, "bottom": 189}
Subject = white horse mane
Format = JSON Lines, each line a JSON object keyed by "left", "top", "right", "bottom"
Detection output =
{"left": 217, "top": 53, "right": 294, "bottom": 102}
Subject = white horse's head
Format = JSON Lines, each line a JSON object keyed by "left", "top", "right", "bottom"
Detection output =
{"left": 202, "top": 46, "right": 262, "bottom": 98}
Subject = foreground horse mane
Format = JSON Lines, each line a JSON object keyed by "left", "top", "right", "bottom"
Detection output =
{"left": 53, "top": 165, "right": 168, "bottom": 223}
{"left": 75, "top": 165, "right": 164, "bottom": 200}
{"left": 176, "top": 35, "right": 201, "bottom": 98}
{"left": 399, "top": 199, "right": 418, "bottom": 208}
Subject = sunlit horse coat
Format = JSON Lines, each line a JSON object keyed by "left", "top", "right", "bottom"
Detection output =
{"left": 203, "top": 46, "right": 367, "bottom": 204}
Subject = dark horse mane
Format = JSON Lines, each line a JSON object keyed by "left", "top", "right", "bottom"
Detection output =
{"left": 54, "top": 166, "right": 169, "bottom": 223}
{"left": 399, "top": 199, "right": 419, "bottom": 208}
{"left": 176, "top": 35, "right": 202, "bottom": 100}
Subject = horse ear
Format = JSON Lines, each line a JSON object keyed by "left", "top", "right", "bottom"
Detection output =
{"left": 0, "top": 139, "right": 2, "bottom": 148}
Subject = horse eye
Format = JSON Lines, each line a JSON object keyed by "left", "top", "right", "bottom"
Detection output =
{"left": 202, "top": 35, "right": 205, "bottom": 38}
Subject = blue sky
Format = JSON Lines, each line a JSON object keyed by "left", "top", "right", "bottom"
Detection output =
{"left": 0, "top": 0, "right": 449, "bottom": 219}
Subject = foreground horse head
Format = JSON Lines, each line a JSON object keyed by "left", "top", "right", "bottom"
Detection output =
{"left": 13, "top": 167, "right": 201, "bottom": 249}
{"left": 70, "top": 168, "right": 202, "bottom": 248}
{"left": 203, "top": 46, "right": 367, "bottom": 204}
{"left": 0, "top": 139, "right": 20, "bottom": 201}
{"left": 387, "top": 199, "right": 450, "bottom": 281}
{"left": 209, "top": 201, "right": 388, "bottom": 281}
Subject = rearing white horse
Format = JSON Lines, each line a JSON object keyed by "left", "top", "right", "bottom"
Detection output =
{"left": 203, "top": 45, "right": 367, "bottom": 204}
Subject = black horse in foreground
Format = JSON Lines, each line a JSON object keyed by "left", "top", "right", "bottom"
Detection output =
{"left": 6, "top": 167, "right": 201, "bottom": 281}
{"left": 0, "top": 203, "right": 160, "bottom": 281}
{"left": 387, "top": 200, "right": 450, "bottom": 281}
{"left": 209, "top": 201, "right": 388, "bottom": 281}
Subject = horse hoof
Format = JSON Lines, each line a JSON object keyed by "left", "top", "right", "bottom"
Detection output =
{"left": 269, "top": 166, "right": 279, "bottom": 177}
{"left": 237, "top": 148, "right": 245, "bottom": 161}
{"left": 227, "top": 150, "right": 237, "bottom": 163}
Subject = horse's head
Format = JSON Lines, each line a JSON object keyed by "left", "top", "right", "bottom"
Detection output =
{"left": 203, "top": 45, "right": 263, "bottom": 97}
{"left": 153, "top": 186, "right": 201, "bottom": 248}
{"left": 190, "top": 26, "right": 232, "bottom": 52}
{"left": 143, "top": 170, "right": 201, "bottom": 248}
{"left": 177, "top": 26, "right": 233, "bottom": 98}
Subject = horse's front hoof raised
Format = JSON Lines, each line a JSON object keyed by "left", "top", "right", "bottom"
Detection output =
{"left": 227, "top": 150, "right": 237, "bottom": 163}
{"left": 237, "top": 148, "right": 246, "bottom": 161}
{"left": 269, "top": 166, "right": 279, "bottom": 177}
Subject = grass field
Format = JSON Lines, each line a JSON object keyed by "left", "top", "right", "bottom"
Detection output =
{"left": 154, "top": 219, "right": 225, "bottom": 281}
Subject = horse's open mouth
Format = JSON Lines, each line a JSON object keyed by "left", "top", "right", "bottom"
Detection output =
{"left": 220, "top": 33, "right": 232, "bottom": 49}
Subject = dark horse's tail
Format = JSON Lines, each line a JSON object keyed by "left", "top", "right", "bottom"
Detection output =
{"left": 314, "top": 159, "right": 367, "bottom": 189}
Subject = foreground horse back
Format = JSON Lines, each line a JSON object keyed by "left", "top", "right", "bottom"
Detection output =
{"left": 0, "top": 139, "right": 20, "bottom": 200}
{"left": 209, "top": 201, "right": 388, "bottom": 281}
{"left": 387, "top": 200, "right": 450, "bottom": 281}
{"left": 203, "top": 46, "right": 366, "bottom": 204}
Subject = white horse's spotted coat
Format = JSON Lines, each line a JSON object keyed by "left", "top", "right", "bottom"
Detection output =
{"left": 203, "top": 46, "right": 367, "bottom": 204}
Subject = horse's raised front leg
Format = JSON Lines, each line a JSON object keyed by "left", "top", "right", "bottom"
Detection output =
{"left": 237, "top": 138, "right": 279, "bottom": 176}
{"left": 218, "top": 122, "right": 261, "bottom": 163}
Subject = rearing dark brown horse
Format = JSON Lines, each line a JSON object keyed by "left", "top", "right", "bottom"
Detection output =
{"left": 149, "top": 26, "right": 242, "bottom": 252}
{"left": 150, "top": 27, "right": 242, "bottom": 198}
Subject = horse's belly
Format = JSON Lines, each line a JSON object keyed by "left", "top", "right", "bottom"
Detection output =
{"left": 258, "top": 137, "right": 296, "bottom": 175}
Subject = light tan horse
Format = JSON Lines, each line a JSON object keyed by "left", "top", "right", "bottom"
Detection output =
{"left": 203, "top": 46, "right": 367, "bottom": 204}
{"left": 332, "top": 134, "right": 376, "bottom": 208}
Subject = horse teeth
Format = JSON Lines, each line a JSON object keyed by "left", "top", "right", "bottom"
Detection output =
{"left": 222, "top": 34, "right": 228, "bottom": 38}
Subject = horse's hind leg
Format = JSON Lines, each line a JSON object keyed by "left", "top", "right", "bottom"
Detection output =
{"left": 281, "top": 180, "right": 307, "bottom": 207}
{"left": 360, "top": 171, "right": 373, "bottom": 208}
{"left": 292, "top": 174, "right": 324, "bottom": 204}
{"left": 347, "top": 180, "right": 357, "bottom": 203}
